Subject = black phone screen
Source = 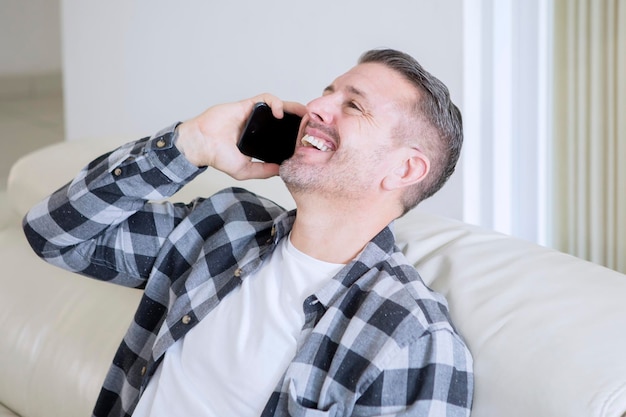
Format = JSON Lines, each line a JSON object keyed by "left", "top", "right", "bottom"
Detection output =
{"left": 237, "top": 102, "right": 302, "bottom": 164}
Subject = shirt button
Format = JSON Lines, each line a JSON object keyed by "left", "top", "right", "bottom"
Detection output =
{"left": 181, "top": 315, "right": 192, "bottom": 325}
{"left": 267, "top": 226, "right": 277, "bottom": 243}
{"left": 113, "top": 168, "right": 122, "bottom": 176}
{"left": 156, "top": 138, "right": 166, "bottom": 148}
{"left": 234, "top": 268, "right": 242, "bottom": 277}
{"left": 141, "top": 366, "right": 147, "bottom": 376}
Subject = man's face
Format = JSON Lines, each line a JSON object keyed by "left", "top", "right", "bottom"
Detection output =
{"left": 280, "top": 62, "right": 419, "bottom": 200}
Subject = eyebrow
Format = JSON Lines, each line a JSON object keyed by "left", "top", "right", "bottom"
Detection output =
{"left": 323, "top": 84, "right": 370, "bottom": 102}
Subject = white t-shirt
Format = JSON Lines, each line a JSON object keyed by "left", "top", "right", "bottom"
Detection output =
{"left": 132, "top": 234, "right": 344, "bottom": 417}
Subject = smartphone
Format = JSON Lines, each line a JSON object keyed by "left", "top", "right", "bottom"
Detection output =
{"left": 237, "top": 102, "right": 302, "bottom": 164}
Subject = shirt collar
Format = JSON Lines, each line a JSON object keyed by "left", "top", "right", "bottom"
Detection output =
{"left": 271, "top": 210, "right": 398, "bottom": 309}
{"left": 313, "top": 224, "right": 397, "bottom": 310}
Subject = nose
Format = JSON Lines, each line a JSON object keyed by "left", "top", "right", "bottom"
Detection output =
{"left": 306, "top": 93, "right": 337, "bottom": 124}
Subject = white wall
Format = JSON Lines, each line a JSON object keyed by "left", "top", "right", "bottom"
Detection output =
{"left": 0, "top": 0, "right": 62, "bottom": 76}
{"left": 61, "top": 0, "right": 464, "bottom": 219}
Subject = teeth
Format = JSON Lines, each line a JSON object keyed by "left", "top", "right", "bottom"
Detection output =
{"left": 302, "top": 134, "right": 332, "bottom": 152}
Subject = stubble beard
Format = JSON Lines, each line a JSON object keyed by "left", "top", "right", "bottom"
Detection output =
{"left": 279, "top": 155, "right": 328, "bottom": 195}
{"left": 279, "top": 146, "right": 389, "bottom": 200}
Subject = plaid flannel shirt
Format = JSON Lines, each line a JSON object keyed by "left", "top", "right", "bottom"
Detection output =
{"left": 23, "top": 124, "right": 473, "bottom": 417}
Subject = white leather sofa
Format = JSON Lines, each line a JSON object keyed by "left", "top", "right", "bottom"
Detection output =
{"left": 1, "top": 137, "right": 626, "bottom": 417}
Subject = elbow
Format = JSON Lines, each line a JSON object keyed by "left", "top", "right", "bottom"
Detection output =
{"left": 22, "top": 216, "right": 52, "bottom": 259}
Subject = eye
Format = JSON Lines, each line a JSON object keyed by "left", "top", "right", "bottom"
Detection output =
{"left": 347, "top": 101, "right": 363, "bottom": 113}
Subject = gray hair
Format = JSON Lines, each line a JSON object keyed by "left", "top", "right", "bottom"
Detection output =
{"left": 358, "top": 49, "right": 463, "bottom": 213}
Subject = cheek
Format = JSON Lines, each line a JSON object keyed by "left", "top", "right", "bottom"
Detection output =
{"left": 336, "top": 119, "right": 376, "bottom": 151}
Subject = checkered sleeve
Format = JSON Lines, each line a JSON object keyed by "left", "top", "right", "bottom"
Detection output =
{"left": 355, "top": 327, "right": 473, "bottom": 416}
{"left": 22, "top": 123, "right": 205, "bottom": 288}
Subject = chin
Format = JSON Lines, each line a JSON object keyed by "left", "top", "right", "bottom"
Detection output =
{"left": 279, "top": 161, "right": 316, "bottom": 194}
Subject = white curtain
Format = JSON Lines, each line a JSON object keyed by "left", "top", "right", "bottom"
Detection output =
{"left": 552, "top": 0, "right": 626, "bottom": 273}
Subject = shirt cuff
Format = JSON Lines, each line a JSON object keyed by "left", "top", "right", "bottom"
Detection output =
{"left": 144, "top": 122, "right": 206, "bottom": 184}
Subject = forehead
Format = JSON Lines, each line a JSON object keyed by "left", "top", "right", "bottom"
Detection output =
{"left": 329, "top": 62, "right": 419, "bottom": 108}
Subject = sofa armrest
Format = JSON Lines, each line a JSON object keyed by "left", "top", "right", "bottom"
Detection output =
{"left": 0, "top": 226, "right": 142, "bottom": 417}
{"left": 0, "top": 192, "right": 19, "bottom": 231}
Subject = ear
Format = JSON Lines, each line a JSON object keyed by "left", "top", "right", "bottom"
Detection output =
{"left": 382, "top": 148, "right": 430, "bottom": 191}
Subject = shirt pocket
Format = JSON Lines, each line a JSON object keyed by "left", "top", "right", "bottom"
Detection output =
{"left": 287, "top": 379, "right": 342, "bottom": 417}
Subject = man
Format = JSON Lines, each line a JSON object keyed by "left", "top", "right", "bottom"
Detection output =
{"left": 23, "top": 49, "right": 473, "bottom": 416}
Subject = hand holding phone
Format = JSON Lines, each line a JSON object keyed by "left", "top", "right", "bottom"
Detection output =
{"left": 237, "top": 102, "right": 302, "bottom": 164}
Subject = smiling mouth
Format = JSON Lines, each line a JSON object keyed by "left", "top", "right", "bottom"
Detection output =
{"left": 301, "top": 134, "right": 335, "bottom": 152}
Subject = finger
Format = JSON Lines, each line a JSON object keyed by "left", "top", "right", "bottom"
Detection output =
{"left": 263, "top": 98, "right": 306, "bottom": 119}
{"left": 237, "top": 161, "right": 280, "bottom": 180}
{"left": 248, "top": 93, "right": 285, "bottom": 118}
{"left": 283, "top": 101, "right": 307, "bottom": 117}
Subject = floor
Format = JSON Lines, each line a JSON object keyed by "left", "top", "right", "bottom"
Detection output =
{"left": 0, "top": 94, "right": 64, "bottom": 190}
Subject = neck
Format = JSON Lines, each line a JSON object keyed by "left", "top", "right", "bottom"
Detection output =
{"left": 289, "top": 193, "right": 399, "bottom": 264}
